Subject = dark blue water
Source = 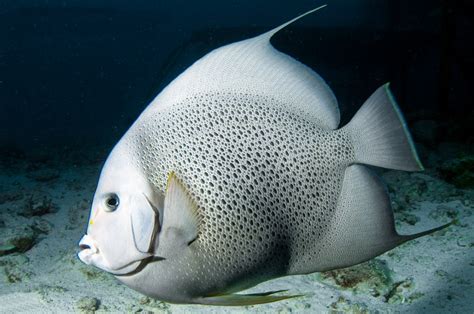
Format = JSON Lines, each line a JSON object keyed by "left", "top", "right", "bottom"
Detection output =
{"left": 1, "top": 0, "right": 472, "bottom": 155}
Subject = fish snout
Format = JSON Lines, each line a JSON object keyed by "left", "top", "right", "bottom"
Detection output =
{"left": 78, "top": 235, "right": 99, "bottom": 265}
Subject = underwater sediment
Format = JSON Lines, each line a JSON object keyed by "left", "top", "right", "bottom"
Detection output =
{"left": 0, "top": 139, "right": 472, "bottom": 313}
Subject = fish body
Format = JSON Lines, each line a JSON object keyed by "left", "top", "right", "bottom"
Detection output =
{"left": 120, "top": 93, "right": 351, "bottom": 302}
{"left": 78, "top": 6, "right": 449, "bottom": 305}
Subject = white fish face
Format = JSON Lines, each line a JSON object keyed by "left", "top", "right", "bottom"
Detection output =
{"left": 78, "top": 144, "right": 162, "bottom": 275}
{"left": 78, "top": 191, "right": 145, "bottom": 275}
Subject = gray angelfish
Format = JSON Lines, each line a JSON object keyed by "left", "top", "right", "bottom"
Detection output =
{"left": 78, "top": 5, "right": 450, "bottom": 305}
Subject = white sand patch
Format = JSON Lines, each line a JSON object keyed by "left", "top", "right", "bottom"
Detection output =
{"left": 1, "top": 158, "right": 472, "bottom": 313}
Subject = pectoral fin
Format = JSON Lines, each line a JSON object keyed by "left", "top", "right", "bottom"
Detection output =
{"left": 199, "top": 290, "right": 303, "bottom": 306}
{"left": 156, "top": 172, "right": 201, "bottom": 257}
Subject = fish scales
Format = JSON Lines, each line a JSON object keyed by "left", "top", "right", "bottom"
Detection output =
{"left": 130, "top": 91, "right": 354, "bottom": 272}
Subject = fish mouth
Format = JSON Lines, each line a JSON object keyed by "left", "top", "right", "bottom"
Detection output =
{"left": 78, "top": 235, "right": 99, "bottom": 265}
{"left": 77, "top": 235, "right": 152, "bottom": 275}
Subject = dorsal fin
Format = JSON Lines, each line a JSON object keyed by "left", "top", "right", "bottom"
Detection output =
{"left": 142, "top": 5, "right": 340, "bottom": 130}
{"left": 259, "top": 4, "right": 328, "bottom": 41}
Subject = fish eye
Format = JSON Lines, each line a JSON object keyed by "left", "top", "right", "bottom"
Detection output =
{"left": 104, "top": 194, "right": 120, "bottom": 212}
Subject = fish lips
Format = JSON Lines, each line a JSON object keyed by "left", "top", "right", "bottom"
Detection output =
{"left": 78, "top": 234, "right": 99, "bottom": 264}
{"left": 78, "top": 235, "right": 146, "bottom": 275}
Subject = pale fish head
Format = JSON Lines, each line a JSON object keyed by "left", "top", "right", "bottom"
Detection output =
{"left": 78, "top": 144, "right": 163, "bottom": 275}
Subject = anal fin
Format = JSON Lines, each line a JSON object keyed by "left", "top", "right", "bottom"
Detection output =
{"left": 398, "top": 220, "right": 453, "bottom": 243}
{"left": 313, "top": 164, "right": 450, "bottom": 272}
{"left": 314, "top": 164, "right": 402, "bottom": 271}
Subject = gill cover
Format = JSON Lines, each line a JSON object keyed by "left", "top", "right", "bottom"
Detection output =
{"left": 131, "top": 193, "right": 162, "bottom": 254}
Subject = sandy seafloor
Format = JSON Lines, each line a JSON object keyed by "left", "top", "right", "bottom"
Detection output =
{"left": 0, "top": 144, "right": 472, "bottom": 314}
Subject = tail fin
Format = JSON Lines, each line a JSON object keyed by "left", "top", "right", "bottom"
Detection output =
{"left": 345, "top": 83, "right": 423, "bottom": 171}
